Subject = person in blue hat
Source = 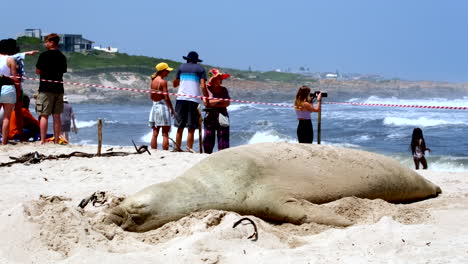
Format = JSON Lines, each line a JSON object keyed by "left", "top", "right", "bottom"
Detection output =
{"left": 172, "top": 51, "right": 209, "bottom": 151}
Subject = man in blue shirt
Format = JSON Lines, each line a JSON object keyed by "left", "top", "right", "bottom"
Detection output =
{"left": 173, "top": 51, "right": 209, "bottom": 151}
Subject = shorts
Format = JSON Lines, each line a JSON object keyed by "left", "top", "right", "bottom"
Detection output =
{"left": 174, "top": 100, "right": 200, "bottom": 129}
{"left": 36, "top": 92, "right": 64, "bottom": 116}
{"left": 0, "top": 85, "right": 17, "bottom": 104}
{"left": 148, "top": 100, "right": 172, "bottom": 127}
{"left": 61, "top": 121, "right": 71, "bottom": 132}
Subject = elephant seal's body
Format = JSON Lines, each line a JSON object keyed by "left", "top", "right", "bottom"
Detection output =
{"left": 108, "top": 143, "right": 441, "bottom": 232}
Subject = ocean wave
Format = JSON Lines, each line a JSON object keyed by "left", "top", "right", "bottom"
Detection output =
{"left": 392, "top": 154, "right": 468, "bottom": 172}
{"left": 322, "top": 141, "right": 361, "bottom": 149}
{"left": 349, "top": 96, "right": 468, "bottom": 108}
{"left": 383, "top": 117, "right": 467, "bottom": 127}
{"left": 75, "top": 120, "right": 97, "bottom": 128}
{"left": 75, "top": 119, "right": 124, "bottom": 128}
{"left": 247, "top": 130, "right": 295, "bottom": 144}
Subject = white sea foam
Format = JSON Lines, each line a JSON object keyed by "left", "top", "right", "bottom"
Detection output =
{"left": 75, "top": 119, "right": 121, "bottom": 128}
{"left": 392, "top": 154, "right": 468, "bottom": 172}
{"left": 383, "top": 117, "right": 467, "bottom": 127}
{"left": 386, "top": 132, "right": 407, "bottom": 139}
{"left": 75, "top": 120, "right": 97, "bottom": 128}
{"left": 247, "top": 130, "right": 295, "bottom": 144}
{"left": 354, "top": 96, "right": 468, "bottom": 108}
{"left": 227, "top": 104, "right": 251, "bottom": 112}
{"left": 323, "top": 141, "right": 361, "bottom": 149}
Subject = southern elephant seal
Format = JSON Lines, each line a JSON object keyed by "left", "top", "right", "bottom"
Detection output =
{"left": 108, "top": 142, "right": 441, "bottom": 232}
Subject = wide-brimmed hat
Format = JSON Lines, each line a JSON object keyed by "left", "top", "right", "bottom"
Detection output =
{"left": 155, "top": 62, "right": 174, "bottom": 72}
{"left": 183, "top": 51, "right": 202, "bottom": 62}
{"left": 208, "top": 68, "right": 230, "bottom": 86}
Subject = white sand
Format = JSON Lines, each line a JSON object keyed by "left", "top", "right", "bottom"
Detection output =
{"left": 0, "top": 143, "right": 467, "bottom": 263}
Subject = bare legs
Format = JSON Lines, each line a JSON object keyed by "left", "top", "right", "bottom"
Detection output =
{"left": 175, "top": 127, "right": 195, "bottom": 151}
{"left": 1, "top": 103, "right": 15, "bottom": 145}
{"left": 40, "top": 113, "right": 61, "bottom": 144}
{"left": 151, "top": 126, "right": 171, "bottom": 150}
{"left": 61, "top": 131, "right": 70, "bottom": 142}
{"left": 413, "top": 157, "right": 428, "bottom": 170}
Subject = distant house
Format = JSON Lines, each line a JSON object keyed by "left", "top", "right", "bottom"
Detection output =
{"left": 58, "top": 34, "right": 94, "bottom": 52}
{"left": 93, "top": 46, "right": 119, "bottom": 53}
{"left": 17, "top": 28, "right": 42, "bottom": 38}
{"left": 325, "top": 73, "right": 338, "bottom": 79}
{"left": 16, "top": 29, "right": 94, "bottom": 52}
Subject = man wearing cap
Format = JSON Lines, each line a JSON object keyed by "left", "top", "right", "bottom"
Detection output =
{"left": 172, "top": 51, "right": 209, "bottom": 151}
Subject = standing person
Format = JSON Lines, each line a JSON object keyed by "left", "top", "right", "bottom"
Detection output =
{"left": 173, "top": 51, "right": 209, "bottom": 151}
{"left": 35, "top": 33, "right": 67, "bottom": 144}
{"left": 2, "top": 38, "right": 39, "bottom": 142}
{"left": 148, "top": 62, "right": 175, "bottom": 150}
{"left": 0, "top": 40, "right": 21, "bottom": 145}
{"left": 202, "top": 68, "right": 231, "bottom": 154}
{"left": 294, "top": 85, "right": 322, "bottom": 144}
{"left": 60, "top": 96, "right": 77, "bottom": 142}
{"left": 411, "top": 127, "right": 431, "bottom": 170}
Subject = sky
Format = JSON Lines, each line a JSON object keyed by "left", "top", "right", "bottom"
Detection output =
{"left": 2, "top": 0, "right": 468, "bottom": 82}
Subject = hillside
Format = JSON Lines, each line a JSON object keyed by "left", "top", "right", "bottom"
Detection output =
{"left": 17, "top": 37, "right": 468, "bottom": 104}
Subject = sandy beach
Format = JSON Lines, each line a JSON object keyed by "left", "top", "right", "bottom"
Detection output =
{"left": 1, "top": 143, "right": 467, "bottom": 263}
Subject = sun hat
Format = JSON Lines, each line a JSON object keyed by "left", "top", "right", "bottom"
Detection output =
{"left": 207, "top": 68, "right": 230, "bottom": 86}
{"left": 155, "top": 62, "right": 174, "bottom": 72}
{"left": 183, "top": 51, "right": 202, "bottom": 62}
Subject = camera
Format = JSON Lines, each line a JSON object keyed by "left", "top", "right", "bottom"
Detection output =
{"left": 310, "top": 91, "right": 328, "bottom": 98}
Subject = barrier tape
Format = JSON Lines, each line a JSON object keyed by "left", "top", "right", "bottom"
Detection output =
{"left": 325, "top": 101, "right": 468, "bottom": 110}
{"left": 9, "top": 75, "right": 468, "bottom": 110}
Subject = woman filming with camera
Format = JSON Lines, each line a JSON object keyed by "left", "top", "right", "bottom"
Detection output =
{"left": 294, "top": 85, "right": 322, "bottom": 144}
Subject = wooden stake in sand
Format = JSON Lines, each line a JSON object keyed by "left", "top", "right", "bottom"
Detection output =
{"left": 97, "top": 119, "right": 103, "bottom": 156}
{"left": 317, "top": 107, "right": 322, "bottom": 145}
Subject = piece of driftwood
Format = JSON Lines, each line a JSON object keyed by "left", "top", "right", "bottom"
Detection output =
{"left": 0, "top": 143, "right": 151, "bottom": 167}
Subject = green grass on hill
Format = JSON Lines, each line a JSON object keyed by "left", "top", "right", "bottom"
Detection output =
{"left": 17, "top": 36, "right": 316, "bottom": 83}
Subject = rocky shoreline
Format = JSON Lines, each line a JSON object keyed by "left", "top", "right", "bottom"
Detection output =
{"left": 21, "top": 72, "right": 468, "bottom": 104}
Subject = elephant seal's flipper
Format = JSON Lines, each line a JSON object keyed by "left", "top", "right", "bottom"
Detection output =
{"left": 107, "top": 205, "right": 152, "bottom": 232}
{"left": 265, "top": 198, "right": 352, "bottom": 227}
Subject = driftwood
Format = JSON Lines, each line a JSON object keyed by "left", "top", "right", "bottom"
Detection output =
{"left": 0, "top": 143, "right": 151, "bottom": 167}
{"left": 232, "top": 217, "right": 258, "bottom": 241}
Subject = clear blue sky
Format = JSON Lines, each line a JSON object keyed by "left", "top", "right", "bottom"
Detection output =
{"left": 3, "top": 0, "right": 468, "bottom": 82}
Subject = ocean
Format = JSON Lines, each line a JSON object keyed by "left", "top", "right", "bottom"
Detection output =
{"left": 68, "top": 96, "right": 468, "bottom": 172}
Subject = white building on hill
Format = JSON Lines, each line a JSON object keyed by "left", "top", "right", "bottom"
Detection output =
{"left": 93, "top": 46, "right": 119, "bottom": 53}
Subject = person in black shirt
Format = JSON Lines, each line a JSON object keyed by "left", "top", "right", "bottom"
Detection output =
{"left": 35, "top": 33, "right": 67, "bottom": 144}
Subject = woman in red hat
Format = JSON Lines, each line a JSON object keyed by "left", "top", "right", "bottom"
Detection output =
{"left": 202, "top": 68, "right": 231, "bottom": 153}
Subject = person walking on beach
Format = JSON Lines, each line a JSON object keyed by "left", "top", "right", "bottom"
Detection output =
{"left": 60, "top": 96, "right": 77, "bottom": 142}
{"left": 202, "top": 68, "right": 231, "bottom": 154}
{"left": 173, "top": 51, "right": 209, "bottom": 151}
{"left": 294, "top": 85, "right": 322, "bottom": 144}
{"left": 411, "top": 127, "right": 430, "bottom": 170}
{"left": 0, "top": 40, "right": 21, "bottom": 145}
{"left": 35, "top": 33, "right": 67, "bottom": 144}
{"left": 149, "top": 62, "right": 175, "bottom": 150}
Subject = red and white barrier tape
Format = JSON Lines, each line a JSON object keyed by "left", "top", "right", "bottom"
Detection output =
{"left": 325, "top": 101, "right": 468, "bottom": 110}
{"left": 10, "top": 75, "right": 468, "bottom": 110}
{"left": 15, "top": 75, "right": 293, "bottom": 108}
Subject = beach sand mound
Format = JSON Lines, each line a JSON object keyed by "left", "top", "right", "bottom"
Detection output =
{"left": 3, "top": 193, "right": 433, "bottom": 261}
{"left": 1, "top": 143, "right": 467, "bottom": 263}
